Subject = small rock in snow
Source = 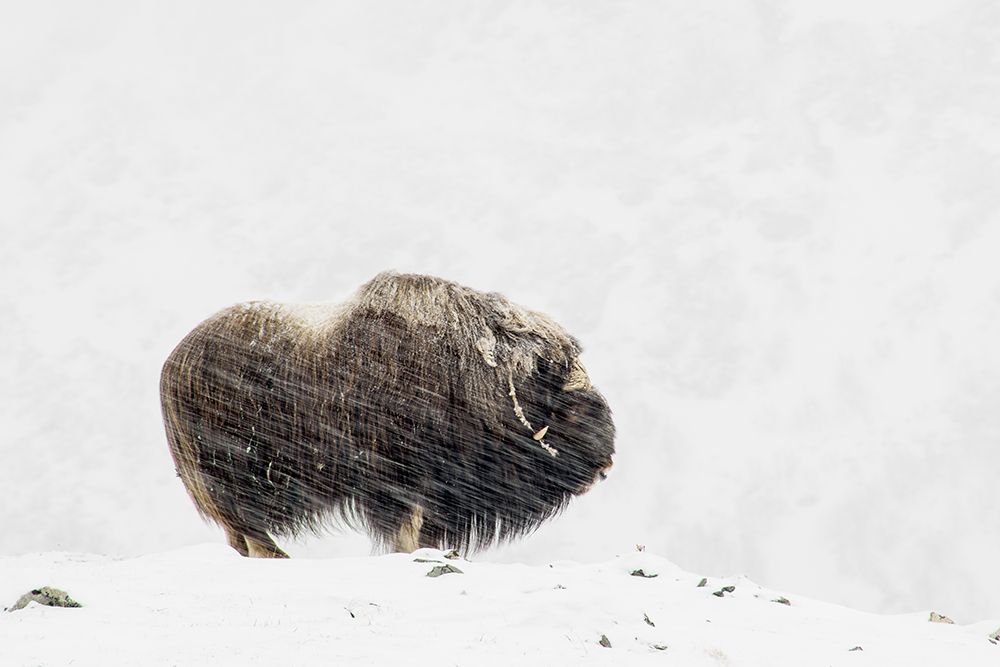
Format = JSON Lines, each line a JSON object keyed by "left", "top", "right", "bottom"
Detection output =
{"left": 630, "top": 569, "right": 658, "bottom": 578}
{"left": 8, "top": 587, "right": 82, "bottom": 612}
{"left": 713, "top": 586, "right": 736, "bottom": 597}
{"left": 772, "top": 597, "right": 791, "bottom": 606}
{"left": 599, "top": 634, "right": 612, "bottom": 648}
{"left": 426, "top": 564, "right": 464, "bottom": 578}
{"left": 929, "top": 612, "right": 955, "bottom": 624}
{"left": 697, "top": 578, "right": 708, "bottom": 587}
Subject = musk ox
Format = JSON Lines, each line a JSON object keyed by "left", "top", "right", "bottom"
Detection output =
{"left": 160, "top": 271, "right": 615, "bottom": 558}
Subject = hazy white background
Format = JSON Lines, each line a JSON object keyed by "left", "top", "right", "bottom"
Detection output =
{"left": 2, "top": 0, "right": 998, "bottom": 622}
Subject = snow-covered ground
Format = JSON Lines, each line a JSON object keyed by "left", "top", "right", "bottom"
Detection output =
{"left": 4, "top": 546, "right": 998, "bottom": 666}
{"left": 2, "top": 0, "right": 1000, "bottom": 639}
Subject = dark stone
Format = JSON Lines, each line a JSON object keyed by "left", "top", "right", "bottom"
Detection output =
{"left": 8, "top": 587, "right": 82, "bottom": 612}
{"left": 713, "top": 586, "right": 736, "bottom": 597}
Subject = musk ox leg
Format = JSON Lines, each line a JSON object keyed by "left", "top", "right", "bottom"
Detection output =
{"left": 393, "top": 505, "right": 425, "bottom": 553}
{"left": 222, "top": 523, "right": 288, "bottom": 559}
{"left": 224, "top": 525, "right": 250, "bottom": 557}
{"left": 245, "top": 532, "right": 290, "bottom": 559}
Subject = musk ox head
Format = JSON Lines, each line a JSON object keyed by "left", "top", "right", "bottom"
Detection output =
{"left": 161, "top": 271, "right": 615, "bottom": 557}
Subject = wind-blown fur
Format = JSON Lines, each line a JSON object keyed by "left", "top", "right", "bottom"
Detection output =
{"left": 161, "top": 272, "right": 615, "bottom": 557}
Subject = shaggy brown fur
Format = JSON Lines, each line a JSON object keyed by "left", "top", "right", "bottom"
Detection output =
{"left": 161, "top": 272, "right": 615, "bottom": 557}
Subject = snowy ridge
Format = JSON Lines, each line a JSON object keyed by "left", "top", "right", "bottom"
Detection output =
{"left": 3, "top": 0, "right": 1000, "bottom": 625}
{"left": 3, "top": 546, "right": 997, "bottom": 666}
